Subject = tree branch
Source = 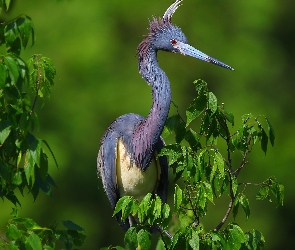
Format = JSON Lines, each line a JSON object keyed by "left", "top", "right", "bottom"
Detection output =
{"left": 214, "top": 173, "right": 236, "bottom": 231}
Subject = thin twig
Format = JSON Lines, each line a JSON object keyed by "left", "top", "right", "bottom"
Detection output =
{"left": 214, "top": 198, "right": 234, "bottom": 231}
{"left": 234, "top": 153, "right": 249, "bottom": 177}
{"left": 214, "top": 173, "right": 236, "bottom": 231}
{"left": 238, "top": 182, "right": 262, "bottom": 186}
{"left": 233, "top": 134, "right": 252, "bottom": 176}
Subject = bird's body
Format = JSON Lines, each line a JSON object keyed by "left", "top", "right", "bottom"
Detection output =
{"left": 97, "top": 0, "right": 233, "bottom": 230}
{"left": 97, "top": 113, "right": 168, "bottom": 203}
{"left": 97, "top": 113, "right": 168, "bottom": 229}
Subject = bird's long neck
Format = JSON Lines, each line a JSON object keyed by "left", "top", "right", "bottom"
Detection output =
{"left": 132, "top": 45, "right": 171, "bottom": 170}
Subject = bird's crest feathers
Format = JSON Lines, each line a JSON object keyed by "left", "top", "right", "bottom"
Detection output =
{"left": 163, "top": 0, "right": 183, "bottom": 23}
{"left": 149, "top": 0, "right": 183, "bottom": 34}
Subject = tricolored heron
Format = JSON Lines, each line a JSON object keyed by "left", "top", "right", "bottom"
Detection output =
{"left": 97, "top": 0, "right": 233, "bottom": 230}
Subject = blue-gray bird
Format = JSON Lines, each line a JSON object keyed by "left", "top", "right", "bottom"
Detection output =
{"left": 97, "top": 0, "right": 233, "bottom": 230}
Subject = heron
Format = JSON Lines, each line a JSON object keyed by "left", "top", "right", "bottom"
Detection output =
{"left": 97, "top": 0, "right": 233, "bottom": 230}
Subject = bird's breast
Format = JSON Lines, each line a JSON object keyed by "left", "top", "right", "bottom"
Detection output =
{"left": 116, "top": 139, "right": 160, "bottom": 201}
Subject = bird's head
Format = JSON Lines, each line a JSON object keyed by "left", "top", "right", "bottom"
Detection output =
{"left": 138, "top": 0, "right": 234, "bottom": 71}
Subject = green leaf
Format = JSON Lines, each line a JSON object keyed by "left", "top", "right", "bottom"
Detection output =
{"left": 4, "top": 55, "right": 19, "bottom": 85}
{"left": 170, "top": 229, "right": 186, "bottom": 249}
{"left": 137, "top": 229, "right": 151, "bottom": 250}
{"left": 114, "top": 197, "right": 127, "bottom": 217}
{"left": 208, "top": 91, "right": 217, "bottom": 114}
{"left": 62, "top": 220, "right": 84, "bottom": 231}
{"left": 138, "top": 193, "right": 152, "bottom": 223}
{"left": 239, "top": 194, "right": 250, "bottom": 219}
{"left": 6, "top": 224, "right": 21, "bottom": 240}
{"left": 27, "top": 133, "right": 41, "bottom": 167}
{"left": 24, "top": 150, "right": 35, "bottom": 185}
{"left": 155, "top": 239, "right": 165, "bottom": 250}
{"left": 256, "top": 185, "right": 270, "bottom": 201}
{"left": 185, "top": 128, "right": 200, "bottom": 150}
{"left": 174, "top": 185, "right": 182, "bottom": 211}
{"left": 11, "top": 217, "right": 40, "bottom": 230}
{"left": 121, "top": 196, "right": 135, "bottom": 220}
{"left": 186, "top": 91, "right": 208, "bottom": 126}
{"left": 15, "top": 56, "right": 28, "bottom": 83}
{"left": 124, "top": 227, "right": 138, "bottom": 250}
{"left": 265, "top": 116, "right": 275, "bottom": 146}
{"left": 16, "top": 16, "right": 34, "bottom": 49}
{"left": 188, "top": 229, "right": 199, "bottom": 250}
{"left": 226, "top": 223, "right": 246, "bottom": 250}
{"left": 184, "top": 147, "right": 193, "bottom": 171}
{"left": 220, "top": 174, "right": 230, "bottom": 196}
{"left": 161, "top": 203, "right": 171, "bottom": 227}
{"left": 27, "top": 232, "right": 42, "bottom": 250}
{"left": 0, "top": 61, "right": 7, "bottom": 88}
{"left": 259, "top": 125, "right": 268, "bottom": 155}
{"left": 214, "top": 152, "right": 224, "bottom": 177}
{"left": 0, "top": 120, "right": 11, "bottom": 144}
{"left": 197, "top": 149, "right": 207, "bottom": 176}
{"left": 159, "top": 144, "right": 182, "bottom": 165}
{"left": 243, "top": 229, "right": 265, "bottom": 250}
{"left": 224, "top": 108, "right": 234, "bottom": 126}
{"left": 4, "top": 21, "right": 19, "bottom": 54}
{"left": 12, "top": 171, "right": 22, "bottom": 185}
{"left": 278, "top": 184, "right": 284, "bottom": 206}
{"left": 10, "top": 208, "right": 19, "bottom": 217}
{"left": 39, "top": 150, "right": 49, "bottom": 180}
{"left": 270, "top": 181, "right": 284, "bottom": 207}
{"left": 197, "top": 184, "right": 207, "bottom": 210}
{"left": 5, "top": 0, "right": 11, "bottom": 10}
{"left": 209, "top": 159, "right": 217, "bottom": 183}
{"left": 42, "top": 140, "right": 58, "bottom": 168}
{"left": 164, "top": 114, "right": 186, "bottom": 143}
{"left": 203, "top": 182, "right": 214, "bottom": 204}
{"left": 152, "top": 195, "right": 162, "bottom": 220}
{"left": 212, "top": 175, "right": 221, "bottom": 197}
{"left": 231, "top": 175, "right": 238, "bottom": 196}
{"left": 70, "top": 231, "right": 86, "bottom": 247}
{"left": 8, "top": 242, "right": 19, "bottom": 250}
{"left": 233, "top": 197, "right": 239, "bottom": 220}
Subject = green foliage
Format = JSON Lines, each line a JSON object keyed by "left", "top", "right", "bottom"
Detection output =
{"left": 0, "top": 208, "right": 86, "bottom": 249}
{"left": 0, "top": 4, "right": 86, "bottom": 249}
{"left": 110, "top": 80, "right": 283, "bottom": 249}
{"left": 0, "top": 15, "right": 56, "bottom": 205}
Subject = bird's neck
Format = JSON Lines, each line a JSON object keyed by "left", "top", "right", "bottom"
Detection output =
{"left": 132, "top": 48, "right": 171, "bottom": 169}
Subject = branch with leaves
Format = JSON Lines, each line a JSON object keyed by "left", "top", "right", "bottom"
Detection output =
{"left": 108, "top": 80, "right": 283, "bottom": 250}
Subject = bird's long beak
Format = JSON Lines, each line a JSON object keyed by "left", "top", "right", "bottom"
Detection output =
{"left": 173, "top": 41, "right": 234, "bottom": 70}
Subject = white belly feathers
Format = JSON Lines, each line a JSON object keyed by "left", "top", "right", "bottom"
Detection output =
{"left": 116, "top": 139, "right": 160, "bottom": 201}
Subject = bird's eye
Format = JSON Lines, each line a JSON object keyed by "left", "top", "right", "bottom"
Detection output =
{"left": 171, "top": 39, "right": 177, "bottom": 45}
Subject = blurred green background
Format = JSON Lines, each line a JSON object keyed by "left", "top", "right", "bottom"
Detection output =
{"left": 1, "top": 0, "right": 294, "bottom": 249}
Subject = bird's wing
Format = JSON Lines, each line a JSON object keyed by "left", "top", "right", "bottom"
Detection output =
{"left": 97, "top": 128, "right": 131, "bottom": 230}
{"left": 97, "top": 130, "right": 119, "bottom": 210}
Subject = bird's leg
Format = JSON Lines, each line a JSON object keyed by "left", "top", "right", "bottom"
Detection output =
{"left": 154, "top": 224, "right": 173, "bottom": 240}
{"left": 128, "top": 215, "right": 137, "bottom": 227}
{"left": 163, "top": 229, "right": 173, "bottom": 240}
